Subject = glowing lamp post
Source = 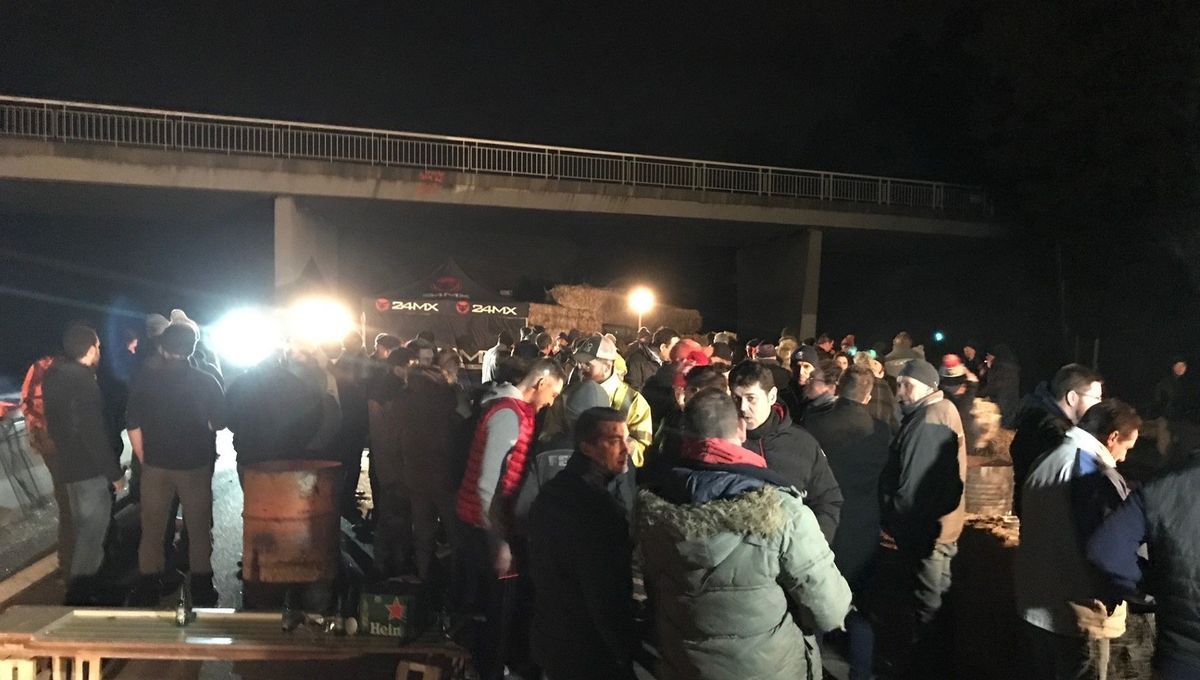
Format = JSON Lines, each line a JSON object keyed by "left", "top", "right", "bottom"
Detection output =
{"left": 629, "top": 287, "right": 656, "bottom": 329}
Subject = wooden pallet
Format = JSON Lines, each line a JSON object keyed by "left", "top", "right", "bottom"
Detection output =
{"left": 0, "top": 606, "right": 468, "bottom": 679}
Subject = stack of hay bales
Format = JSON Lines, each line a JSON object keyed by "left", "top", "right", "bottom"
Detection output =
{"left": 528, "top": 284, "right": 702, "bottom": 336}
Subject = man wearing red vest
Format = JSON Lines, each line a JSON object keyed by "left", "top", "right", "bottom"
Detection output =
{"left": 456, "top": 358, "right": 564, "bottom": 680}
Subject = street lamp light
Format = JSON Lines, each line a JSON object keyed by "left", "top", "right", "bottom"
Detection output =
{"left": 629, "top": 287, "right": 656, "bottom": 329}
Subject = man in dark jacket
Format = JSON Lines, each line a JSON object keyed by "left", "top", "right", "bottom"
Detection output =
{"left": 225, "top": 346, "right": 340, "bottom": 469}
{"left": 800, "top": 359, "right": 841, "bottom": 425}
{"left": 641, "top": 366, "right": 728, "bottom": 491}
{"left": 1010, "top": 363, "right": 1103, "bottom": 516}
{"left": 857, "top": 353, "right": 900, "bottom": 433}
{"left": 1087, "top": 458, "right": 1200, "bottom": 680}
{"left": 1151, "top": 357, "right": 1192, "bottom": 421}
{"left": 787, "top": 344, "right": 822, "bottom": 421}
{"left": 641, "top": 334, "right": 693, "bottom": 427}
{"left": 529, "top": 407, "right": 639, "bottom": 680}
{"left": 730, "top": 361, "right": 843, "bottom": 543}
{"left": 962, "top": 340, "right": 984, "bottom": 377}
{"left": 126, "top": 324, "right": 224, "bottom": 606}
{"left": 939, "top": 354, "right": 980, "bottom": 452}
{"left": 756, "top": 343, "right": 800, "bottom": 415}
{"left": 43, "top": 323, "right": 126, "bottom": 605}
{"left": 804, "top": 365, "right": 891, "bottom": 680}
{"left": 396, "top": 364, "right": 460, "bottom": 582}
{"left": 979, "top": 344, "right": 1021, "bottom": 427}
{"left": 331, "top": 332, "right": 371, "bottom": 521}
{"left": 874, "top": 359, "right": 967, "bottom": 679}
{"left": 625, "top": 326, "right": 678, "bottom": 393}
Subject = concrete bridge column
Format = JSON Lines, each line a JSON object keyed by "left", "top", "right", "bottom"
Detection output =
{"left": 274, "top": 195, "right": 338, "bottom": 294}
{"left": 736, "top": 228, "right": 822, "bottom": 343}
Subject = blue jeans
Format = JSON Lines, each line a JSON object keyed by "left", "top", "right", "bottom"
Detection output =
{"left": 847, "top": 607, "right": 877, "bottom": 680}
{"left": 66, "top": 475, "right": 112, "bottom": 578}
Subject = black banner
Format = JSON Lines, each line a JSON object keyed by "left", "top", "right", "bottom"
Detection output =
{"left": 369, "top": 297, "right": 529, "bottom": 319}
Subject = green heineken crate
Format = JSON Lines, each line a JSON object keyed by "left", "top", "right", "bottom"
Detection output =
{"left": 358, "top": 579, "right": 429, "bottom": 641}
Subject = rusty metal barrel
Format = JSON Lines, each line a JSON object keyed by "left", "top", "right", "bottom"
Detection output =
{"left": 965, "top": 457, "right": 1014, "bottom": 516}
{"left": 242, "top": 460, "right": 340, "bottom": 583}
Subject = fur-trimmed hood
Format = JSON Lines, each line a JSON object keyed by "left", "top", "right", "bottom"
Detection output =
{"left": 640, "top": 485, "right": 786, "bottom": 540}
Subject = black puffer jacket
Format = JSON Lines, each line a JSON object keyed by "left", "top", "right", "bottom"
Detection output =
{"left": 225, "top": 359, "right": 339, "bottom": 466}
{"left": 641, "top": 362, "right": 679, "bottom": 427}
{"left": 980, "top": 349, "right": 1021, "bottom": 427}
{"left": 803, "top": 399, "right": 891, "bottom": 589}
{"left": 624, "top": 343, "right": 661, "bottom": 392}
{"left": 1009, "top": 382, "right": 1071, "bottom": 517}
{"left": 743, "top": 404, "right": 843, "bottom": 543}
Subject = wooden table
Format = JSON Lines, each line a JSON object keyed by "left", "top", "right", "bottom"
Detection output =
{"left": 0, "top": 605, "right": 469, "bottom": 679}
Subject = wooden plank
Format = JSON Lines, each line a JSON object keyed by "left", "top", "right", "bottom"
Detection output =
{"left": 0, "top": 556, "right": 58, "bottom": 608}
{"left": 0, "top": 606, "right": 468, "bottom": 664}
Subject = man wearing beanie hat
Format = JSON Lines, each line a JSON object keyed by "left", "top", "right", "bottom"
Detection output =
{"left": 792, "top": 345, "right": 822, "bottom": 385}
{"left": 541, "top": 335, "right": 654, "bottom": 468}
{"left": 873, "top": 359, "right": 967, "bottom": 678}
{"left": 126, "top": 322, "right": 225, "bottom": 607}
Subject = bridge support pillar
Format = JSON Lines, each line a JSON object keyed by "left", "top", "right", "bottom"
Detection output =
{"left": 736, "top": 228, "right": 822, "bottom": 343}
{"left": 274, "top": 195, "right": 338, "bottom": 296}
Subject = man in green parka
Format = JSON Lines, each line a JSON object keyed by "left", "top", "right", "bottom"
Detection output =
{"left": 638, "top": 388, "right": 852, "bottom": 680}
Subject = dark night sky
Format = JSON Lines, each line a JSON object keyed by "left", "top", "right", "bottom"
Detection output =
{"left": 0, "top": 2, "right": 947, "bottom": 174}
{"left": 3, "top": 2, "right": 1200, "bottom": 405}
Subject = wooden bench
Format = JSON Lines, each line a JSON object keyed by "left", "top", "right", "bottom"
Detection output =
{"left": 0, "top": 606, "right": 468, "bottom": 679}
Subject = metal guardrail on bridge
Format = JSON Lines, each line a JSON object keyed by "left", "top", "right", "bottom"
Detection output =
{"left": 0, "top": 95, "right": 991, "bottom": 217}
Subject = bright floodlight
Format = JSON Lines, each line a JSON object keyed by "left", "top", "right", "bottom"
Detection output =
{"left": 629, "top": 286, "right": 656, "bottom": 322}
{"left": 287, "top": 297, "right": 355, "bottom": 346}
{"left": 211, "top": 307, "right": 281, "bottom": 367}
{"left": 628, "top": 287, "right": 656, "bottom": 328}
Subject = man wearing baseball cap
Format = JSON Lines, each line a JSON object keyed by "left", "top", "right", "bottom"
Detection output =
{"left": 873, "top": 359, "right": 967, "bottom": 678}
{"left": 542, "top": 335, "right": 654, "bottom": 468}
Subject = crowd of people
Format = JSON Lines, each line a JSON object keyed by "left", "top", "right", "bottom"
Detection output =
{"left": 16, "top": 313, "right": 1200, "bottom": 679}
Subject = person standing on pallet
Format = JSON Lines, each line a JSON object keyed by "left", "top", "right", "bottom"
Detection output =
{"left": 42, "top": 323, "right": 126, "bottom": 606}
{"left": 125, "top": 323, "right": 225, "bottom": 607}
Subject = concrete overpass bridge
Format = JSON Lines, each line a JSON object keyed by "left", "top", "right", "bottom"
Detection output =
{"left": 0, "top": 95, "right": 1000, "bottom": 338}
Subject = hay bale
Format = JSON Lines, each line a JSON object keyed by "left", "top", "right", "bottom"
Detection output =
{"left": 528, "top": 303, "right": 601, "bottom": 336}
{"left": 547, "top": 284, "right": 702, "bottom": 333}
{"left": 965, "top": 458, "right": 1014, "bottom": 515}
